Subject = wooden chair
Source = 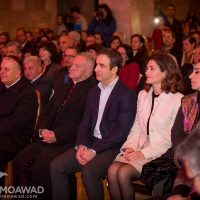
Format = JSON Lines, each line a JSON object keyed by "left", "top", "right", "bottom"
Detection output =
{"left": 75, "top": 172, "right": 150, "bottom": 200}
{"left": 35, "top": 89, "right": 41, "bottom": 122}
{"left": 5, "top": 160, "right": 13, "bottom": 188}
{"left": 75, "top": 172, "right": 110, "bottom": 200}
{"left": 49, "top": 88, "right": 54, "bottom": 100}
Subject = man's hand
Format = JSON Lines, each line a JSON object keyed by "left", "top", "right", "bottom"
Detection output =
{"left": 125, "top": 151, "right": 145, "bottom": 161}
{"left": 167, "top": 195, "right": 190, "bottom": 200}
{"left": 81, "top": 149, "right": 95, "bottom": 164}
{"left": 76, "top": 145, "right": 87, "bottom": 165}
{"left": 41, "top": 130, "right": 56, "bottom": 143}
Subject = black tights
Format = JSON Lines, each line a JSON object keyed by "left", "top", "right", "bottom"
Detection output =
{"left": 107, "top": 161, "right": 140, "bottom": 200}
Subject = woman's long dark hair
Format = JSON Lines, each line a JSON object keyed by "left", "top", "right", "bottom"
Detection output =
{"left": 117, "top": 44, "right": 134, "bottom": 64}
{"left": 98, "top": 4, "right": 114, "bottom": 26}
{"left": 108, "top": 36, "right": 122, "bottom": 48}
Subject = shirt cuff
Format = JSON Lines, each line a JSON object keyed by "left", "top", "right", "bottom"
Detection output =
{"left": 91, "top": 149, "right": 96, "bottom": 155}
{"left": 39, "top": 129, "right": 42, "bottom": 138}
{"left": 75, "top": 145, "right": 87, "bottom": 150}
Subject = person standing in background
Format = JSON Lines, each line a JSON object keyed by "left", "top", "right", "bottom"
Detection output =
{"left": 88, "top": 4, "right": 116, "bottom": 46}
{"left": 164, "top": 4, "right": 183, "bottom": 47}
{"left": 71, "top": 7, "right": 88, "bottom": 32}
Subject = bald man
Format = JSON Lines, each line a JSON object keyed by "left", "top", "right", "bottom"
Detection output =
{"left": 59, "top": 35, "right": 74, "bottom": 66}
{"left": 0, "top": 56, "right": 38, "bottom": 173}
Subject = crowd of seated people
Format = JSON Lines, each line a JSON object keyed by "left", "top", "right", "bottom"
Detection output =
{"left": 1, "top": 3, "right": 200, "bottom": 200}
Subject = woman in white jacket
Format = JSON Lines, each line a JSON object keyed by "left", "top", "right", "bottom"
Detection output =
{"left": 107, "top": 50, "right": 184, "bottom": 200}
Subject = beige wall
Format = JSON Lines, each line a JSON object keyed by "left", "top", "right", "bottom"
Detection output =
{"left": 155, "top": 0, "right": 200, "bottom": 21}
{"left": 0, "top": 0, "right": 57, "bottom": 40}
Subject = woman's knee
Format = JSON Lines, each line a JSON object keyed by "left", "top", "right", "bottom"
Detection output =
{"left": 107, "top": 162, "right": 121, "bottom": 181}
{"left": 117, "top": 164, "right": 139, "bottom": 183}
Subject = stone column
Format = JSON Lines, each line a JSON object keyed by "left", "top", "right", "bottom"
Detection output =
{"left": 0, "top": 0, "right": 57, "bottom": 40}
{"left": 99, "top": 0, "right": 154, "bottom": 44}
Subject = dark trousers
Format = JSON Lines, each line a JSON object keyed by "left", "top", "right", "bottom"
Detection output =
{"left": 13, "top": 140, "right": 75, "bottom": 200}
{"left": 0, "top": 135, "right": 22, "bottom": 189}
{"left": 51, "top": 147, "right": 115, "bottom": 200}
{"left": 0, "top": 135, "right": 21, "bottom": 164}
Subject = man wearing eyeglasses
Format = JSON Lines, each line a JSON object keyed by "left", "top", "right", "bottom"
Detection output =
{"left": 58, "top": 35, "right": 73, "bottom": 66}
{"left": 161, "top": 31, "right": 182, "bottom": 68}
{"left": 53, "top": 46, "right": 79, "bottom": 90}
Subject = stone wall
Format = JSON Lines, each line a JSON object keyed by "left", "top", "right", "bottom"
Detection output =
{"left": 0, "top": 0, "right": 57, "bottom": 40}
{"left": 57, "top": 0, "right": 95, "bottom": 28}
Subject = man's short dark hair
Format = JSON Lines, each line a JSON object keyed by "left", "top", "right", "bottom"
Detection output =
{"left": 97, "top": 48, "right": 122, "bottom": 75}
{"left": 17, "top": 27, "right": 26, "bottom": 34}
{"left": 87, "top": 44, "right": 104, "bottom": 53}
{"left": 182, "top": 35, "right": 196, "bottom": 45}
{"left": 57, "top": 14, "right": 63, "bottom": 19}
{"left": 67, "top": 46, "right": 80, "bottom": 54}
{"left": 167, "top": 4, "right": 175, "bottom": 9}
{"left": 87, "top": 34, "right": 96, "bottom": 40}
{"left": 191, "top": 31, "right": 200, "bottom": 37}
{"left": 163, "top": 31, "right": 176, "bottom": 39}
{"left": 71, "top": 7, "right": 80, "bottom": 14}
{"left": 0, "top": 42, "right": 7, "bottom": 46}
{"left": 47, "top": 30, "right": 54, "bottom": 34}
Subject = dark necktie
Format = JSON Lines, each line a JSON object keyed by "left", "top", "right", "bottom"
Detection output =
{"left": 62, "top": 83, "right": 77, "bottom": 105}
{"left": 63, "top": 72, "right": 69, "bottom": 84}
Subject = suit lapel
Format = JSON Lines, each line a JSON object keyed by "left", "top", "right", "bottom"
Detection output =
{"left": 58, "top": 69, "right": 66, "bottom": 86}
{"left": 32, "top": 75, "right": 42, "bottom": 87}
{"left": 52, "top": 80, "right": 73, "bottom": 115}
{"left": 63, "top": 82, "right": 89, "bottom": 110}
{"left": 91, "top": 88, "right": 101, "bottom": 130}
{"left": 102, "top": 79, "right": 120, "bottom": 119}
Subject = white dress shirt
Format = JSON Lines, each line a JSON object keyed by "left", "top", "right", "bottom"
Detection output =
{"left": 5, "top": 78, "right": 21, "bottom": 88}
{"left": 94, "top": 77, "right": 119, "bottom": 139}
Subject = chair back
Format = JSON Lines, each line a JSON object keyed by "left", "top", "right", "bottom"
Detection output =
{"left": 35, "top": 89, "right": 41, "bottom": 120}
{"left": 49, "top": 88, "right": 54, "bottom": 100}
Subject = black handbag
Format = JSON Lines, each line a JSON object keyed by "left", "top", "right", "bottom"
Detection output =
{"left": 140, "top": 155, "right": 178, "bottom": 194}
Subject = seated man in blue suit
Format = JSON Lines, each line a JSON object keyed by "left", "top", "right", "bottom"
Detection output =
{"left": 51, "top": 48, "right": 137, "bottom": 200}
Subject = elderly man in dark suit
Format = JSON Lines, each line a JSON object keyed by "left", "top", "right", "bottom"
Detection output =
{"left": 13, "top": 52, "right": 96, "bottom": 200}
{"left": 53, "top": 46, "right": 79, "bottom": 90}
{"left": 23, "top": 56, "right": 53, "bottom": 109}
{"left": 0, "top": 56, "right": 38, "bottom": 171}
{"left": 51, "top": 48, "right": 137, "bottom": 200}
